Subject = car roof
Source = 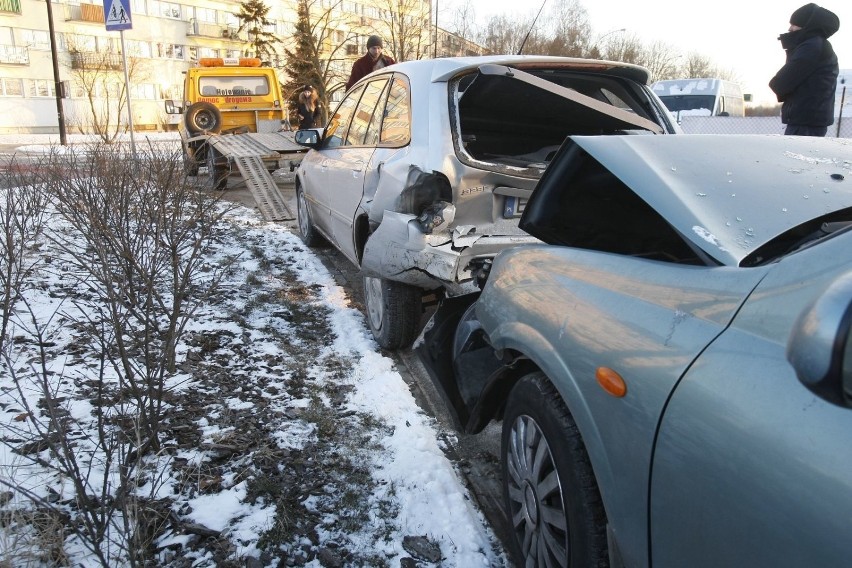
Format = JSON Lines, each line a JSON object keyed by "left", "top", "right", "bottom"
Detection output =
{"left": 356, "top": 55, "right": 652, "bottom": 86}
{"left": 569, "top": 134, "right": 852, "bottom": 266}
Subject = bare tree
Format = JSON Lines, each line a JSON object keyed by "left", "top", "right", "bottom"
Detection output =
{"left": 599, "top": 32, "right": 645, "bottom": 64}
{"left": 543, "top": 0, "right": 593, "bottom": 57}
{"left": 639, "top": 40, "right": 683, "bottom": 82}
{"left": 447, "top": 1, "right": 476, "bottom": 43}
{"left": 680, "top": 52, "right": 718, "bottom": 78}
{"left": 65, "top": 41, "right": 149, "bottom": 143}
{"left": 479, "top": 14, "right": 529, "bottom": 55}
{"left": 282, "top": 0, "right": 360, "bottom": 110}
{"left": 375, "top": 0, "right": 433, "bottom": 61}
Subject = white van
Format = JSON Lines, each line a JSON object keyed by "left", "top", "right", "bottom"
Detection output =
{"left": 652, "top": 78, "right": 744, "bottom": 120}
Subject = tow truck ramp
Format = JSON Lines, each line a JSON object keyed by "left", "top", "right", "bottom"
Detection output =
{"left": 206, "top": 131, "right": 304, "bottom": 222}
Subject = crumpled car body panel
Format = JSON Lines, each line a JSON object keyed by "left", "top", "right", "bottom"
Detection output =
{"left": 296, "top": 55, "right": 677, "bottom": 293}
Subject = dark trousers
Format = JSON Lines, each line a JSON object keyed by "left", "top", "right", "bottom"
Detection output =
{"left": 784, "top": 124, "right": 829, "bottom": 136}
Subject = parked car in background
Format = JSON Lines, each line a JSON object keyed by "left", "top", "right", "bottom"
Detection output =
{"left": 652, "top": 77, "right": 745, "bottom": 120}
{"left": 293, "top": 55, "right": 677, "bottom": 348}
{"left": 419, "top": 134, "right": 852, "bottom": 567}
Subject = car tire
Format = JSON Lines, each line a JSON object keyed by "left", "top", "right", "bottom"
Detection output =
{"left": 183, "top": 152, "right": 199, "bottom": 176}
{"left": 184, "top": 101, "right": 222, "bottom": 135}
{"left": 296, "top": 185, "right": 324, "bottom": 246}
{"left": 206, "top": 145, "right": 228, "bottom": 191}
{"left": 363, "top": 276, "right": 421, "bottom": 350}
{"left": 502, "top": 372, "right": 608, "bottom": 567}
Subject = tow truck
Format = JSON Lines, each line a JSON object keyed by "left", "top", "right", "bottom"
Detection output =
{"left": 165, "top": 57, "right": 305, "bottom": 221}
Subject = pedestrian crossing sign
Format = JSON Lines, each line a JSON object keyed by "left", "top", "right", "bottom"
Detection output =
{"left": 104, "top": 0, "right": 132, "bottom": 31}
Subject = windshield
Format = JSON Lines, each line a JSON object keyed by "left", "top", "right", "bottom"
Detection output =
{"left": 658, "top": 95, "right": 716, "bottom": 113}
{"left": 198, "top": 76, "right": 270, "bottom": 97}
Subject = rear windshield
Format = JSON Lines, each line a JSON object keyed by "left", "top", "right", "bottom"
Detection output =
{"left": 198, "top": 76, "right": 271, "bottom": 97}
{"left": 452, "top": 68, "right": 665, "bottom": 175}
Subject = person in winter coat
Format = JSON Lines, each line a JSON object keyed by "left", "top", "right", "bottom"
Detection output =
{"left": 297, "top": 85, "right": 321, "bottom": 129}
{"left": 345, "top": 35, "right": 396, "bottom": 90}
{"left": 769, "top": 3, "right": 840, "bottom": 136}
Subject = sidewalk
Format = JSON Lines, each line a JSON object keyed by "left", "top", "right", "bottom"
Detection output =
{"left": 0, "top": 132, "right": 180, "bottom": 154}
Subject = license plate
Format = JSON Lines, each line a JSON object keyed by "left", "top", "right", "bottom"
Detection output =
{"left": 503, "top": 196, "right": 527, "bottom": 218}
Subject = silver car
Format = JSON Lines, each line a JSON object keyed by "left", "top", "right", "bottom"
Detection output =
{"left": 294, "top": 56, "right": 676, "bottom": 348}
{"left": 421, "top": 134, "right": 852, "bottom": 567}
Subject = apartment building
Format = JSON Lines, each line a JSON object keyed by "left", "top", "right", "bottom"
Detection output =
{"left": 0, "top": 0, "right": 482, "bottom": 134}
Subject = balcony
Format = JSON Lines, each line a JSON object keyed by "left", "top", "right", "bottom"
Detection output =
{"left": 0, "top": 0, "right": 21, "bottom": 14}
{"left": 70, "top": 51, "right": 123, "bottom": 70}
{"left": 0, "top": 44, "right": 28, "bottom": 65}
{"left": 186, "top": 21, "right": 245, "bottom": 41}
{"left": 65, "top": 2, "right": 105, "bottom": 24}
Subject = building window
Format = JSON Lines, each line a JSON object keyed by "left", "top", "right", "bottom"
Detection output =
{"left": 156, "top": 43, "right": 184, "bottom": 59}
{"left": 131, "top": 83, "right": 156, "bottom": 99}
{"left": 0, "top": 77, "right": 23, "bottom": 97}
{"left": 152, "top": 0, "right": 181, "bottom": 19}
{"left": 20, "top": 29, "right": 50, "bottom": 50}
{"left": 130, "top": 0, "right": 146, "bottom": 14}
{"left": 195, "top": 7, "right": 215, "bottom": 22}
{"left": 126, "top": 39, "right": 151, "bottom": 57}
{"left": 27, "top": 79, "right": 54, "bottom": 98}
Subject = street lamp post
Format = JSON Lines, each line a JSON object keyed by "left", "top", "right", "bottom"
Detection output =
{"left": 45, "top": 0, "right": 68, "bottom": 145}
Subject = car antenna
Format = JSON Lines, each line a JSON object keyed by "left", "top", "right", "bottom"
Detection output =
{"left": 516, "top": 0, "right": 547, "bottom": 55}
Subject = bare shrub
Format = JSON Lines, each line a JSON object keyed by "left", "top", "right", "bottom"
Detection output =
{"left": 0, "top": 142, "right": 235, "bottom": 565}
{"left": 0, "top": 162, "right": 46, "bottom": 350}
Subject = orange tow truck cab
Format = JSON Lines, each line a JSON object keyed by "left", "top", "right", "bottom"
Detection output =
{"left": 180, "top": 57, "right": 287, "bottom": 136}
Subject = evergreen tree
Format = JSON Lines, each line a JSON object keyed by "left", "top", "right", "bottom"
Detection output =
{"left": 236, "top": 0, "right": 280, "bottom": 63}
{"left": 283, "top": 0, "right": 325, "bottom": 125}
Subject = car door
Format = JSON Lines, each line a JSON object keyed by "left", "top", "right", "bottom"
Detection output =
{"left": 327, "top": 77, "right": 390, "bottom": 264}
{"left": 299, "top": 85, "right": 364, "bottom": 244}
{"left": 650, "top": 234, "right": 852, "bottom": 567}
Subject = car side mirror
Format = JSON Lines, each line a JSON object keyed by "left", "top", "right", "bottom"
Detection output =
{"left": 787, "top": 270, "right": 852, "bottom": 408}
{"left": 294, "top": 129, "right": 321, "bottom": 147}
{"left": 164, "top": 99, "right": 182, "bottom": 114}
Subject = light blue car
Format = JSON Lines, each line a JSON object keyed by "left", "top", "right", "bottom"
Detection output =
{"left": 421, "top": 134, "right": 852, "bottom": 567}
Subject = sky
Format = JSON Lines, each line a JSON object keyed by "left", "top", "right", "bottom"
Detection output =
{"left": 0, "top": 133, "right": 504, "bottom": 566}
{"left": 454, "top": 0, "right": 852, "bottom": 105}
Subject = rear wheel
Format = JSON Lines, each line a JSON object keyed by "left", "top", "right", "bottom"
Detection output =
{"left": 363, "top": 276, "right": 421, "bottom": 350}
{"left": 206, "top": 145, "right": 229, "bottom": 191}
{"left": 182, "top": 151, "right": 199, "bottom": 176}
{"left": 502, "top": 372, "right": 608, "bottom": 567}
{"left": 296, "top": 185, "right": 324, "bottom": 246}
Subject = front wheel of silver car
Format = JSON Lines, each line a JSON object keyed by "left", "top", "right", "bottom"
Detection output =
{"left": 502, "top": 372, "right": 608, "bottom": 567}
{"left": 296, "top": 185, "right": 324, "bottom": 246}
{"left": 363, "top": 276, "right": 421, "bottom": 350}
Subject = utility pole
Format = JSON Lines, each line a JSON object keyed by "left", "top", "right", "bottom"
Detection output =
{"left": 45, "top": 0, "right": 68, "bottom": 145}
{"left": 433, "top": 0, "right": 438, "bottom": 59}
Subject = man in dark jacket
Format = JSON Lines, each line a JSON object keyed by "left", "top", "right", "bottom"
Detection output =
{"left": 345, "top": 35, "right": 396, "bottom": 90}
{"left": 769, "top": 3, "right": 840, "bottom": 136}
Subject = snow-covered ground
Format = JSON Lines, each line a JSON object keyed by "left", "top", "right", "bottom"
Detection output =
{"left": 0, "top": 145, "right": 506, "bottom": 566}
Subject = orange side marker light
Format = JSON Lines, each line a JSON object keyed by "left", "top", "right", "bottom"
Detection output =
{"left": 596, "top": 367, "right": 627, "bottom": 398}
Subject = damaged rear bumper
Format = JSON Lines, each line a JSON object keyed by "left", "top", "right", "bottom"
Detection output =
{"left": 360, "top": 210, "right": 538, "bottom": 293}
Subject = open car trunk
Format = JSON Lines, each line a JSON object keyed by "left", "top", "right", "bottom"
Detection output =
{"left": 453, "top": 64, "right": 666, "bottom": 173}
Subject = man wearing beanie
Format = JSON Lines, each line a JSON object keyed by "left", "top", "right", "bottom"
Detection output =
{"left": 769, "top": 3, "right": 840, "bottom": 136}
{"left": 345, "top": 35, "right": 396, "bottom": 90}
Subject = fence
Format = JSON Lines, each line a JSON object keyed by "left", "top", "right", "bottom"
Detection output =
{"left": 678, "top": 116, "right": 852, "bottom": 138}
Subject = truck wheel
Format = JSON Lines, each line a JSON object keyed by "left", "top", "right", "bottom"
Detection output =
{"left": 363, "top": 276, "right": 421, "bottom": 350}
{"left": 296, "top": 185, "right": 325, "bottom": 246}
{"left": 206, "top": 146, "right": 228, "bottom": 190}
{"left": 183, "top": 153, "right": 199, "bottom": 176}
{"left": 185, "top": 102, "right": 222, "bottom": 135}
{"left": 502, "top": 372, "right": 608, "bottom": 567}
